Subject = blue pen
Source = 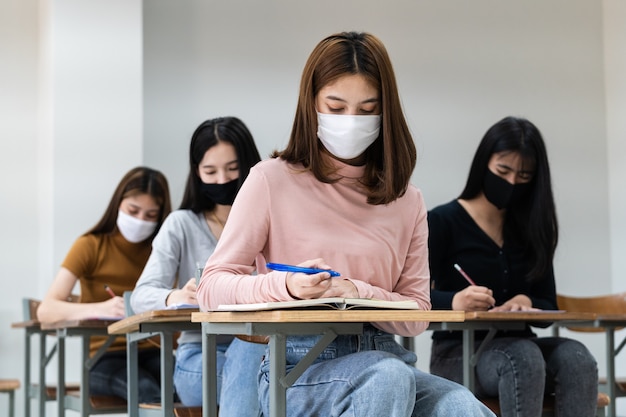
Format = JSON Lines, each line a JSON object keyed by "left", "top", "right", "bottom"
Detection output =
{"left": 266, "top": 262, "right": 341, "bottom": 277}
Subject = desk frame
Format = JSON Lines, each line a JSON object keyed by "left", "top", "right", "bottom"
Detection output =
{"left": 193, "top": 309, "right": 464, "bottom": 417}
{"left": 107, "top": 310, "right": 199, "bottom": 417}
{"left": 11, "top": 320, "right": 55, "bottom": 417}
{"left": 42, "top": 320, "right": 123, "bottom": 417}
{"left": 432, "top": 312, "right": 596, "bottom": 392}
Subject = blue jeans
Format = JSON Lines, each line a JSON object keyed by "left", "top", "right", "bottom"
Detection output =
{"left": 174, "top": 339, "right": 266, "bottom": 417}
{"left": 220, "top": 338, "right": 267, "bottom": 417}
{"left": 90, "top": 348, "right": 161, "bottom": 403}
{"left": 259, "top": 325, "right": 494, "bottom": 417}
{"left": 430, "top": 336, "right": 598, "bottom": 417}
{"left": 174, "top": 341, "right": 228, "bottom": 406}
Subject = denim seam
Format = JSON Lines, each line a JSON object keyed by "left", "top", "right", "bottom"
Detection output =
{"left": 490, "top": 347, "right": 523, "bottom": 417}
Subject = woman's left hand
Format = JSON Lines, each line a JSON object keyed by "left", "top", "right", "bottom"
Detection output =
{"left": 489, "top": 294, "right": 540, "bottom": 312}
{"left": 321, "top": 277, "right": 358, "bottom": 298}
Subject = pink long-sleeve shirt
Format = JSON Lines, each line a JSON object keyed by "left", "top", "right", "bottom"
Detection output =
{"left": 197, "top": 157, "right": 431, "bottom": 337}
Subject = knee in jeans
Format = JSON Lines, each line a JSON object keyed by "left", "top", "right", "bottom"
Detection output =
{"left": 554, "top": 339, "right": 597, "bottom": 372}
{"left": 486, "top": 339, "right": 546, "bottom": 378}
{"left": 367, "top": 356, "right": 415, "bottom": 388}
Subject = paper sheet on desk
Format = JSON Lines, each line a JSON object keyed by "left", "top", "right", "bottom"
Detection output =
{"left": 164, "top": 303, "right": 199, "bottom": 310}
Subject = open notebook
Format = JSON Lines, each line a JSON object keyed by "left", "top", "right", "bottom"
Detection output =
{"left": 215, "top": 297, "right": 420, "bottom": 312}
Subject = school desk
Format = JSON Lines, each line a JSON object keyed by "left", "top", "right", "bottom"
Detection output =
{"left": 191, "top": 309, "right": 465, "bottom": 417}
{"left": 40, "top": 318, "right": 124, "bottom": 417}
{"left": 108, "top": 307, "right": 200, "bottom": 417}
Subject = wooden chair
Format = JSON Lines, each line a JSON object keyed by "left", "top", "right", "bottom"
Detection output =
{"left": 0, "top": 379, "right": 20, "bottom": 417}
{"left": 480, "top": 392, "right": 610, "bottom": 416}
{"left": 554, "top": 292, "right": 626, "bottom": 417}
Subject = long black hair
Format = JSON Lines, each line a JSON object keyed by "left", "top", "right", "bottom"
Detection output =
{"left": 459, "top": 116, "right": 558, "bottom": 281}
{"left": 179, "top": 117, "right": 262, "bottom": 212}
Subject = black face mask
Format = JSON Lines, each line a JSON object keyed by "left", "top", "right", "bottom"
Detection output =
{"left": 200, "top": 179, "right": 239, "bottom": 206}
{"left": 483, "top": 169, "right": 531, "bottom": 210}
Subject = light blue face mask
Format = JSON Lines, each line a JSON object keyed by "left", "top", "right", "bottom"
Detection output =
{"left": 316, "top": 112, "right": 381, "bottom": 159}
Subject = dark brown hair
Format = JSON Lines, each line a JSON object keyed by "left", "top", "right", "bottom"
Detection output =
{"left": 273, "top": 31, "right": 416, "bottom": 205}
{"left": 86, "top": 166, "right": 172, "bottom": 240}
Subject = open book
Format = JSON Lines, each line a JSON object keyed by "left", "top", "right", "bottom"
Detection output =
{"left": 215, "top": 297, "right": 420, "bottom": 312}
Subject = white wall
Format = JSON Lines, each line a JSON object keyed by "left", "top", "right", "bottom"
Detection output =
{"left": 141, "top": 0, "right": 611, "bottom": 379}
{"left": 143, "top": 0, "right": 610, "bottom": 297}
{"left": 0, "top": 1, "right": 39, "bottom": 415}
{"left": 1, "top": 0, "right": 624, "bottom": 416}
{"left": 604, "top": 0, "right": 626, "bottom": 413}
{"left": 1, "top": 0, "right": 140, "bottom": 415}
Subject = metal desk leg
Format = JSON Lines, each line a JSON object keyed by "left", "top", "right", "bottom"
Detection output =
{"left": 160, "top": 332, "right": 174, "bottom": 416}
{"left": 127, "top": 335, "right": 139, "bottom": 417}
{"left": 606, "top": 328, "right": 616, "bottom": 417}
{"left": 9, "top": 387, "right": 15, "bottom": 417}
{"left": 37, "top": 333, "right": 47, "bottom": 417}
{"left": 80, "top": 336, "right": 91, "bottom": 416}
{"left": 463, "top": 328, "right": 475, "bottom": 391}
{"left": 57, "top": 331, "right": 66, "bottom": 417}
{"left": 24, "top": 330, "right": 31, "bottom": 417}
{"left": 269, "top": 334, "right": 287, "bottom": 417}
{"left": 202, "top": 322, "right": 218, "bottom": 417}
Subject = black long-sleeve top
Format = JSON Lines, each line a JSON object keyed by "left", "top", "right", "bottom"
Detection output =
{"left": 428, "top": 200, "right": 557, "bottom": 341}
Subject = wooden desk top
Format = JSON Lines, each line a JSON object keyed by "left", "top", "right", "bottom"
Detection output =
{"left": 108, "top": 308, "right": 199, "bottom": 334}
{"left": 192, "top": 309, "right": 465, "bottom": 323}
{"left": 594, "top": 313, "right": 626, "bottom": 322}
{"left": 465, "top": 311, "right": 597, "bottom": 321}
{"left": 40, "top": 318, "right": 120, "bottom": 331}
{"left": 11, "top": 319, "right": 41, "bottom": 329}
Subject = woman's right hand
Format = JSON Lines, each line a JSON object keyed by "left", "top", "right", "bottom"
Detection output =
{"left": 285, "top": 258, "right": 334, "bottom": 300}
{"left": 166, "top": 278, "right": 198, "bottom": 306}
{"left": 451, "top": 285, "right": 495, "bottom": 311}
{"left": 98, "top": 296, "right": 126, "bottom": 317}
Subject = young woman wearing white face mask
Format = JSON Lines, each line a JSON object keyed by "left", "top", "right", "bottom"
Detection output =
{"left": 197, "top": 32, "right": 495, "bottom": 417}
{"left": 38, "top": 166, "right": 171, "bottom": 403}
{"left": 131, "top": 117, "right": 266, "bottom": 416}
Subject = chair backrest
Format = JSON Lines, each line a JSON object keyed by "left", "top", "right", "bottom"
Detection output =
{"left": 23, "top": 295, "right": 80, "bottom": 322}
{"left": 123, "top": 291, "right": 135, "bottom": 316}
{"left": 557, "top": 292, "right": 626, "bottom": 332}
{"left": 22, "top": 298, "right": 41, "bottom": 322}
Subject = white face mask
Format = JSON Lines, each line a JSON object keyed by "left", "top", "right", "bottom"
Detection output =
{"left": 317, "top": 112, "right": 381, "bottom": 160}
{"left": 116, "top": 210, "right": 158, "bottom": 243}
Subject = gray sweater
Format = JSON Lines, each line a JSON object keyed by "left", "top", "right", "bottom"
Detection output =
{"left": 131, "top": 209, "right": 231, "bottom": 345}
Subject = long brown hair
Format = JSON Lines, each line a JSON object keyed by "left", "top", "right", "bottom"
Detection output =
{"left": 86, "top": 166, "right": 172, "bottom": 240}
{"left": 274, "top": 31, "right": 416, "bottom": 205}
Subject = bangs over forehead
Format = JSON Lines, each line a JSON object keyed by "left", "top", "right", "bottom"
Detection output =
{"left": 311, "top": 33, "right": 381, "bottom": 96}
{"left": 492, "top": 149, "right": 537, "bottom": 173}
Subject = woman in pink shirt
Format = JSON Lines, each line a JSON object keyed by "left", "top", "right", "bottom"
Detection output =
{"left": 197, "top": 31, "right": 494, "bottom": 417}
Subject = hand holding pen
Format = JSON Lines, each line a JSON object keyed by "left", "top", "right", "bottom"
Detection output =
{"left": 101, "top": 284, "right": 125, "bottom": 317}
{"left": 268, "top": 259, "right": 357, "bottom": 300}
{"left": 266, "top": 263, "right": 340, "bottom": 277}
{"left": 104, "top": 284, "right": 117, "bottom": 298}
{"left": 452, "top": 264, "right": 495, "bottom": 311}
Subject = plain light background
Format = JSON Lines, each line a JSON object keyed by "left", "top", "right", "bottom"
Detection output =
{"left": 1, "top": 0, "right": 625, "bottom": 416}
